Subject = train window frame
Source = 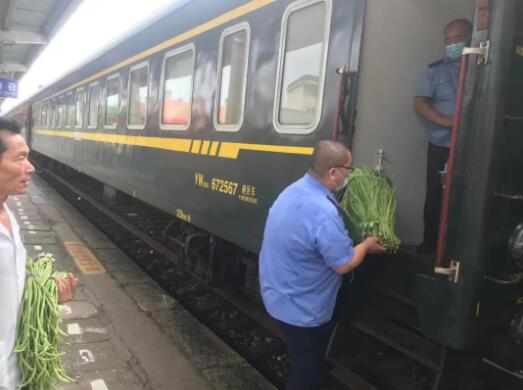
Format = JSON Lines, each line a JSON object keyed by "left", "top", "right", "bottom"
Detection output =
{"left": 58, "top": 96, "right": 66, "bottom": 128}
{"left": 40, "top": 103, "right": 47, "bottom": 128}
{"left": 272, "top": 0, "right": 332, "bottom": 134}
{"left": 75, "top": 87, "right": 86, "bottom": 129}
{"left": 159, "top": 44, "right": 196, "bottom": 131}
{"left": 213, "top": 22, "right": 251, "bottom": 133}
{"left": 126, "top": 61, "right": 150, "bottom": 130}
{"left": 46, "top": 101, "right": 52, "bottom": 128}
{"left": 54, "top": 100, "right": 60, "bottom": 128}
{"left": 51, "top": 101, "right": 57, "bottom": 128}
{"left": 87, "top": 81, "right": 100, "bottom": 129}
{"left": 35, "top": 104, "right": 39, "bottom": 127}
{"left": 34, "top": 104, "right": 40, "bottom": 127}
{"left": 104, "top": 73, "right": 121, "bottom": 130}
{"left": 65, "top": 92, "right": 75, "bottom": 128}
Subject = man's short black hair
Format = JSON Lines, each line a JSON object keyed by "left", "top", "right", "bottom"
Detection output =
{"left": 0, "top": 117, "right": 22, "bottom": 158}
{"left": 444, "top": 19, "right": 473, "bottom": 36}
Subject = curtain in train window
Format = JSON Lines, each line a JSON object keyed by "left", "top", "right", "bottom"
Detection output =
{"left": 216, "top": 28, "right": 249, "bottom": 129}
{"left": 66, "top": 93, "right": 75, "bottom": 127}
{"left": 75, "top": 89, "right": 86, "bottom": 127}
{"left": 105, "top": 76, "right": 120, "bottom": 128}
{"left": 58, "top": 100, "right": 66, "bottom": 128}
{"left": 52, "top": 102, "right": 59, "bottom": 128}
{"left": 88, "top": 83, "right": 100, "bottom": 128}
{"left": 162, "top": 49, "right": 194, "bottom": 128}
{"left": 278, "top": 1, "right": 327, "bottom": 127}
{"left": 46, "top": 102, "right": 52, "bottom": 127}
{"left": 128, "top": 65, "right": 149, "bottom": 127}
{"left": 34, "top": 105, "right": 40, "bottom": 127}
{"left": 40, "top": 104, "right": 46, "bottom": 128}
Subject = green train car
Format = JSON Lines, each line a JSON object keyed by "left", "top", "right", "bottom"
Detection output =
{"left": 8, "top": 0, "right": 522, "bottom": 388}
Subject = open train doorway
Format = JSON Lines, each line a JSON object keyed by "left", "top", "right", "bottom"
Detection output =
{"left": 328, "top": 1, "right": 523, "bottom": 389}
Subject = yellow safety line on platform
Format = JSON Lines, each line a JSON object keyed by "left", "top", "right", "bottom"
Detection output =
{"left": 33, "top": 129, "right": 314, "bottom": 159}
{"left": 64, "top": 241, "right": 106, "bottom": 275}
{"left": 41, "top": 0, "right": 277, "bottom": 101}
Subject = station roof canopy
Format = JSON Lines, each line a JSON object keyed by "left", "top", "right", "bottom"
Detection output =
{"left": 0, "top": 0, "right": 83, "bottom": 105}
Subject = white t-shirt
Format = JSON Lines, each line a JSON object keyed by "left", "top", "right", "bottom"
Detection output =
{"left": 0, "top": 203, "right": 26, "bottom": 390}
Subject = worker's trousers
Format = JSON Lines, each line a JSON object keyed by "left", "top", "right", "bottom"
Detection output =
{"left": 277, "top": 318, "right": 336, "bottom": 390}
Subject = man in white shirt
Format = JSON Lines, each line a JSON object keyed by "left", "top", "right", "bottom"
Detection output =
{"left": 0, "top": 117, "right": 77, "bottom": 390}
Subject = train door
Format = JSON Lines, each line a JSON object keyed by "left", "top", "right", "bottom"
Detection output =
{"left": 326, "top": 1, "right": 523, "bottom": 389}
{"left": 444, "top": 0, "right": 523, "bottom": 384}
{"left": 415, "top": 0, "right": 522, "bottom": 387}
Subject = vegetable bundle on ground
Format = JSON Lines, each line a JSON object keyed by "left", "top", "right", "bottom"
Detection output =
{"left": 15, "top": 253, "right": 74, "bottom": 390}
{"left": 340, "top": 168, "right": 401, "bottom": 252}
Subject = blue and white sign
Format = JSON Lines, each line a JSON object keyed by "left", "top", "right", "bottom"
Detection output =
{"left": 0, "top": 77, "right": 18, "bottom": 98}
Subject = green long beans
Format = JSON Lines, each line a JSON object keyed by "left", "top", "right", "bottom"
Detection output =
{"left": 340, "top": 168, "right": 401, "bottom": 252}
{"left": 15, "top": 253, "right": 74, "bottom": 390}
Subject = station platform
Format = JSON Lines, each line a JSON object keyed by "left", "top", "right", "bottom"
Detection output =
{"left": 8, "top": 174, "right": 275, "bottom": 390}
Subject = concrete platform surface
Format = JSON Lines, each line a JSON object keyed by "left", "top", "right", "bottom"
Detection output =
{"left": 7, "top": 174, "right": 275, "bottom": 390}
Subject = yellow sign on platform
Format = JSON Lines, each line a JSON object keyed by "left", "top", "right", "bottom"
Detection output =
{"left": 64, "top": 241, "right": 105, "bottom": 275}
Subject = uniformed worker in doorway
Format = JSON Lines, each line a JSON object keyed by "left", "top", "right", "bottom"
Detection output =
{"left": 415, "top": 19, "right": 473, "bottom": 254}
{"left": 259, "top": 140, "right": 385, "bottom": 390}
{"left": 0, "top": 117, "right": 78, "bottom": 390}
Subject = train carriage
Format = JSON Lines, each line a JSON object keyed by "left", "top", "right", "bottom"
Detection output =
{"left": 8, "top": 0, "right": 523, "bottom": 388}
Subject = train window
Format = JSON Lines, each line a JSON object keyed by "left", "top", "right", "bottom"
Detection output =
{"left": 46, "top": 102, "right": 52, "bottom": 128}
{"left": 160, "top": 45, "right": 195, "bottom": 130}
{"left": 274, "top": 0, "right": 331, "bottom": 134}
{"left": 34, "top": 104, "right": 40, "bottom": 127}
{"left": 52, "top": 102, "right": 58, "bottom": 128}
{"left": 214, "top": 23, "right": 250, "bottom": 132}
{"left": 87, "top": 82, "right": 100, "bottom": 129}
{"left": 35, "top": 104, "right": 39, "bottom": 127}
{"left": 58, "top": 99, "right": 66, "bottom": 128}
{"left": 75, "top": 88, "right": 86, "bottom": 128}
{"left": 40, "top": 104, "right": 47, "bottom": 128}
{"left": 127, "top": 62, "right": 149, "bottom": 129}
{"left": 66, "top": 92, "right": 75, "bottom": 127}
{"left": 105, "top": 74, "right": 121, "bottom": 128}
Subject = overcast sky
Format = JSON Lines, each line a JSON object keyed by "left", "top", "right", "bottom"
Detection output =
{"left": 1, "top": 0, "right": 177, "bottom": 114}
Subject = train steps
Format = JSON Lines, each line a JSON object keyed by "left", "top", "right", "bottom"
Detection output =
{"left": 330, "top": 249, "right": 445, "bottom": 390}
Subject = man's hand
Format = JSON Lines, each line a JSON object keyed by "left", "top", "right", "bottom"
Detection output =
{"left": 362, "top": 236, "right": 386, "bottom": 254}
{"left": 441, "top": 115, "right": 454, "bottom": 128}
{"left": 334, "top": 237, "right": 387, "bottom": 274}
{"left": 56, "top": 273, "right": 78, "bottom": 304}
{"left": 414, "top": 97, "right": 454, "bottom": 128}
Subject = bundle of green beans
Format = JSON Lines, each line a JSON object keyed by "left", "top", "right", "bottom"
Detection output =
{"left": 15, "top": 253, "right": 74, "bottom": 390}
{"left": 340, "top": 168, "right": 401, "bottom": 252}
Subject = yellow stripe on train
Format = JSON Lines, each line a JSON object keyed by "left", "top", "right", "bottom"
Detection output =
{"left": 33, "top": 129, "right": 314, "bottom": 160}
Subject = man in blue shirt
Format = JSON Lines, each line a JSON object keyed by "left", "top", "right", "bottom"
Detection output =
{"left": 415, "top": 19, "right": 473, "bottom": 254}
{"left": 259, "top": 140, "right": 384, "bottom": 390}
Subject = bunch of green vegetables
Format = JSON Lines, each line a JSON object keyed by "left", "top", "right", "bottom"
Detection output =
{"left": 15, "top": 253, "right": 74, "bottom": 390}
{"left": 340, "top": 168, "right": 401, "bottom": 252}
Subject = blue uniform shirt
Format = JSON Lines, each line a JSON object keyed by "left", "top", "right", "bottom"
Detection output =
{"left": 259, "top": 173, "right": 354, "bottom": 327}
{"left": 417, "top": 59, "right": 460, "bottom": 147}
